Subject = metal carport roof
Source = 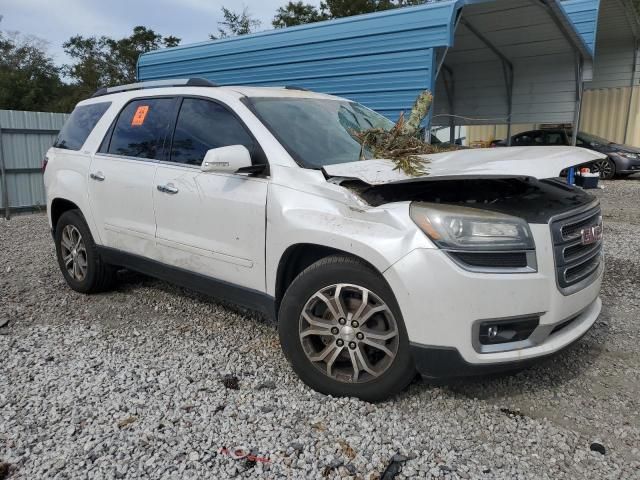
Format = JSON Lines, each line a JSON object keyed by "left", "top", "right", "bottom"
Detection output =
{"left": 137, "top": 0, "right": 598, "bottom": 143}
{"left": 431, "top": 0, "right": 599, "bottom": 144}
{"left": 570, "top": 0, "right": 640, "bottom": 144}
{"left": 579, "top": 0, "right": 640, "bottom": 89}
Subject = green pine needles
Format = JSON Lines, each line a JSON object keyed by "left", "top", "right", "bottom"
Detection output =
{"left": 353, "top": 90, "right": 456, "bottom": 177}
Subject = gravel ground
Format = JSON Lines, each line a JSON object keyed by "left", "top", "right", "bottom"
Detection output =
{"left": 1, "top": 177, "right": 639, "bottom": 479}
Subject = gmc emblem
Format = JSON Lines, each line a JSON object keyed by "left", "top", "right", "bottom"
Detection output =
{"left": 581, "top": 225, "right": 603, "bottom": 245}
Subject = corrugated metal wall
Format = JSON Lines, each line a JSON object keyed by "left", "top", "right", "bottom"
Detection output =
{"left": 581, "top": 86, "right": 640, "bottom": 145}
{"left": 466, "top": 123, "right": 536, "bottom": 145}
{"left": 587, "top": 0, "right": 639, "bottom": 89}
{"left": 466, "top": 86, "right": 640, "bottom": 147}
{"left": 433, "top": 0, "right": 600, "bottom": 125}
{"left": 465, "top": 0, "right": 637, "bottom": 146}
{"left": 138, "top": 1, "right": 458, "bottom": 119}
{"left": 0, "top": 110, "right": 68, "bottom": 215}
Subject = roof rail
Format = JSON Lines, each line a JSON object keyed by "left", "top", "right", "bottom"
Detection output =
{"left": 284, "top": 85, "right": 309, "bottom": 91}
{"left": 91, "top": 77, "right": 217, "bottom": 98}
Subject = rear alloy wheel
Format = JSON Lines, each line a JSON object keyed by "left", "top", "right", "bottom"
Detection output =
{"left": 279, "top": 255, "right": 414, "bottom": 402}
{"left": 60, "top": 225, "right": 88, "bottom": 282}
{"left": 591, "top": 157, "right": 616, "bottom": 180}
{"left": 55, "top": 209, "right": 116, "bottom": 293}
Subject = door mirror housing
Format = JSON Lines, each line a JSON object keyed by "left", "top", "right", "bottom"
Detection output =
{"left": 200, "top": 145, "right": 252, "bottom": 173}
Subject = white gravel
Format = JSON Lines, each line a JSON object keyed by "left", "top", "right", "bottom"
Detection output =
{"left": 1, "top": 177, "right": 639, "bottom": 479}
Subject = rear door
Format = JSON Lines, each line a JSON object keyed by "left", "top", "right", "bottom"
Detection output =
{"left": 152, "top": 96, "right": 268, "bottom": 291}
{"left": 88, "top": 97, "right": 177, "bottom": 256}
{"left": 46, "top": 101, "right": 112, "bottom": 232}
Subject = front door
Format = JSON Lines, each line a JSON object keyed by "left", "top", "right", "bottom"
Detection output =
{"left": 88, "top": 97, "right": 176, "bottom": 257}
{"left": 152, "top": 97, "right": 268, "bottom": 291}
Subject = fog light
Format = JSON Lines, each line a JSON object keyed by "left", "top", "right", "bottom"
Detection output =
{"left": 478, "top": 316, "right": 539, "bottom": 345}
{"left": 487, "top": 326, "right": 499, "bottom": 339}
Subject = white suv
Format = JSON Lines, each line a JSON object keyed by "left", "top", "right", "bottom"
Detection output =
{"left": 44, "top": 79, "right": 605, "bottom": 401}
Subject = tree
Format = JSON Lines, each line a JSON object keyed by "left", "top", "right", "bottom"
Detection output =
{"left": 0, "top": 26, "right": 64, "bottom": 111}
{"left": 322, "top": 0, "right": 424, "bottom": 17}
{"left": 272, "top": 0, "right": 423, "bottom": 27}
{"left": 63, "top": 26, "right": 181, "bottom": 103}
{"left": 211, "top": 7, "right": 261, "bottom": 39}
{"left": 102, "top": 27, "right": 180, "bottom": 83}
{"left": 0, "top": 19, "right": 180, "bottom": 112}
{"left": 272, "top": 2, "right": 329, "bottom": 28}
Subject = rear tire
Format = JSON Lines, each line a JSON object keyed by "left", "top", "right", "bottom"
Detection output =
{"left": 54, "top": 210, "right": 116, "bottom": 293}
{"left": 278, "top": 255, "right": 415, "bottom": 402}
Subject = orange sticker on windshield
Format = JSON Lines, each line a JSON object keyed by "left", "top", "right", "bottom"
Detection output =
{"left": 131, "top": 105, "right": 149, "bottom": 126}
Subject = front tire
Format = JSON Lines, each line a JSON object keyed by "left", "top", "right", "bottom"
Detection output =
{"left": 54, "top": 210, "right": 116, "bottom": 293}
{"left": 592, "top": 157, "right": 616, "bottom": 179}
{"left": 278, "top": 255, "right": 415, "bottom": 402}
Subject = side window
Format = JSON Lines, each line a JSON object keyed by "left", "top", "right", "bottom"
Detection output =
{"left": 54, "top": 102, "right": 111, "bottom": 151}
{"left": 545, "top": 132, "right": 564, "bottom": 145}
{"left": 170, "top": 98, "right": 256, "bottom": 166}
{"left": 532, "top": 132, "right": 545, "bottom": 144}
{"left": 513, "top": 134, "right": 531, "bottom": 145}
{"left": 108, "top": 98, "right": 175, "bottom": 160}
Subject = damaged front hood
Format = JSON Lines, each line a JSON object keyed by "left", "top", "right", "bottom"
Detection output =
{"left": 322, "top": 146, "right": 606, "bottom": 185}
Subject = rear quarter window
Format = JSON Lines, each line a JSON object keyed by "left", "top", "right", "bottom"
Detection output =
{"left": 54, "top": 102, "right": 111, "bottom": 151}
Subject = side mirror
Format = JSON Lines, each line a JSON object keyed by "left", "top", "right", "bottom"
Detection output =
{"left": 200, "top": 145, "right": 252, "bottom": 173}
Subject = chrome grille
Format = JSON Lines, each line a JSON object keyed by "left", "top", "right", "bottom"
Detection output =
{"left": 551, "top": 204, "right": 603, "bottom": 291}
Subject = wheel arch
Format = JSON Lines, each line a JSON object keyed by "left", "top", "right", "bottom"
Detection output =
{"left": 274, "top": 243, "right": 385, "bottom": 315}
{"left": 50, "top": 198, "right": 81, "bottom": 234}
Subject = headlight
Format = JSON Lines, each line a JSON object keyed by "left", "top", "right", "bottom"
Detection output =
{"left": 620, "top": 152, "right": 639, "bottom": 160}
{"left": 409, "top": 202, "right": 534, "bottom": 250}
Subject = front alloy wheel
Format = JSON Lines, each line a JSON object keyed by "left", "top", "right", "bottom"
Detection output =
{"left": 278, "top": 255, "right": 414, "bottom": 402}
{"left": 591, "top": 158, "right": 616, "bottom": 179}
{"left": 299, "top": 284, "right": 399, "bottom": 383}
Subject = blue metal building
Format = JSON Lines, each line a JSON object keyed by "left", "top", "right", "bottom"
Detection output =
{"left": 562, "top": 0, "right": 601, "bottom": 54}
{"left": 138, "top": 0, "right": 600, "bottom": 142}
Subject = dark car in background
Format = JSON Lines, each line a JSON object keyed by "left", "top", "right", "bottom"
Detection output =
{"left": 491, "top": 129, "right": 640, "bottom": 179}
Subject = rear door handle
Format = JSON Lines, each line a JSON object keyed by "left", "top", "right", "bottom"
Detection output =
{"left": 90, "top": 172, "right": 105, "bottom": 181}
{"left": 157, "top": 184, "right": 179, "bottom": 194}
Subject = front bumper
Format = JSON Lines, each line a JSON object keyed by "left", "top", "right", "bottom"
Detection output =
{"left": 383, "top": 224, "right": 602, "bottom": 374}
{"left": 612, "top": 153, "right": 640, "bottom": 174}
{"left": 409, "top": 297, "right": 599, "bottom": 378}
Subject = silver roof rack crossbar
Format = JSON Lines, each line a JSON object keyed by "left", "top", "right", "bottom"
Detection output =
{"left": 91, "top": 77, "right": 217, "bottom": 98}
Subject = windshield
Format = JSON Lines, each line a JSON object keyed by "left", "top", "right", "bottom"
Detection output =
{"left": 578, "top": 132, "right": 613, "bottom": 146}
{"left": 246, "top": 97, "right": 395, "bottom": 168}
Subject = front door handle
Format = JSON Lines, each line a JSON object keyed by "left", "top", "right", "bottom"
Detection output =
{"left": 157, "top": 184, "right": 179, "bottom": 194}
{"left": 89, "top": 172, "right": 105, "bottom": 182}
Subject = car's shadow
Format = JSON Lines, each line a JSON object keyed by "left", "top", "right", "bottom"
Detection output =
{"left": 111, "top": 268, "right": 611, "bottom": 403}
{"left": 112, "top": 268, "right": 275, "bottom": 326}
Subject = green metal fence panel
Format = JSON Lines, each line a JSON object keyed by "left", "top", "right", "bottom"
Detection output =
{"left": 0, "top": 110, "right": 69, "bottom": 216}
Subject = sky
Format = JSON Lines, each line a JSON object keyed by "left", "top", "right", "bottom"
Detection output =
{"left": 0, "top": 0, "right": 322, "bottom": 65}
